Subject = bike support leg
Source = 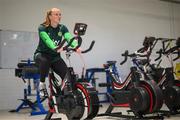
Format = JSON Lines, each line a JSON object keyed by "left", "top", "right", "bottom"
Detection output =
{"left": 44, "top": 111, "right": 62, "bottom": 120}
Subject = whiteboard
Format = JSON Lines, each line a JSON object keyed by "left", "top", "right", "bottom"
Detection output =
{"left": 0, "top": 30, "right": 38, "bottom": 68}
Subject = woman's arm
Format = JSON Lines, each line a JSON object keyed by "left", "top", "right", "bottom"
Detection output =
{"left": 39, "top": 31, "right": 57, "bottom": 50}
{"left": 38, "top": 25, "right": 57, "bottom": 50}
{"left": 64, "top": 32, "right": 78, "bottom": 48}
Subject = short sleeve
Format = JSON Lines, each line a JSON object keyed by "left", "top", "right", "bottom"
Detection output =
{"left": 38, "top": 24, "right": 46, "bottom": 33}
{"left": 61, "top": 24, "right": 69, "bottom": 35}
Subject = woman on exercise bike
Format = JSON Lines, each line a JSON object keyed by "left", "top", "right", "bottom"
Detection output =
{"left": 34, "top": 8, "right": 81, "bottom": 97}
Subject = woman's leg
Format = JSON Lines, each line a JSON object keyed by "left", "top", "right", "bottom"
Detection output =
{"left": 51, "top": 58, "right": 72, "bottom": 91}
{"left": 34, "top": 53, "right": 50, "bottom": 97}
{"left": 51, "top": 58, "right": 68, "bottom": 80}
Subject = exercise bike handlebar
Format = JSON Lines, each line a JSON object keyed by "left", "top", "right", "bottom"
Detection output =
{"left": 120, "top": 50, "right": 149, "bottom": 65}
{"left": 156, "top": 38, "right": 176, "bottom": 41}
{"left": 155, "top": 49, "right": 163, "bottom": 61}
{"left": 55, "top": 35, "right": 95, "bottom": 54}
{"left": 55, "top": 36, "right": 82, "bottom": 52}
{"left": 120, "top": 50, "right": 129, "bottom": 65}
{"left": 81, "top": 40, "right": 95, "bottom": 53}
{"left": 155, "top": 46, "right": 179, "bottom": 61}
{"left": 166, "top": 46, "right": 180, "bottom": 61}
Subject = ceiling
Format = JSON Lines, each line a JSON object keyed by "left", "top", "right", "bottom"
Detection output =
{"left": 160, "top": 0, "right": 180, "bottom": 4}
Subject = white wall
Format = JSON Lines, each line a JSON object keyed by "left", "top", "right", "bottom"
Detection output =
{"left": 0, "top": 2, "right": 2, "bottom": 29}
{"left": 0, "top": 0, "right": 180, "bottom": 110}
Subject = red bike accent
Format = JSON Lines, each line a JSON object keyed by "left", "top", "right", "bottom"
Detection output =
{"left": 141, "top": 84, "right": 153, "bottom": 113}
{"left": 76, "top": 83, "right": 91, "bottom": 113}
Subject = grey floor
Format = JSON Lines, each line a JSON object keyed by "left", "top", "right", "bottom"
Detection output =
{"left": 0, "top": 103, "right": 180, "bottom": 120}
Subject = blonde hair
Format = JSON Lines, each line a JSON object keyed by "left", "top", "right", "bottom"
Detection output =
{"left": 42, "top": 9, "right": 52, "bottom": 27}
{"left": 42, "top": 8, "right": 61, "bottom": 27}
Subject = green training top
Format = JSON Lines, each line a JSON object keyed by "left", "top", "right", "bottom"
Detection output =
{"left": 34, "top": 24, "right": 77, "bottom": 62}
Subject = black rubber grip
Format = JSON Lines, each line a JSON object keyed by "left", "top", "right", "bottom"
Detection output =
{"left": 99, "top": 83, "right": 112, "bottom": 87}
{"left": 81, "top": 41, "right": 95, "bottom": 53}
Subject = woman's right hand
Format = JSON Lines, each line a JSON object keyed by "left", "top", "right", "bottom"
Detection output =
{"left": 56, "top": 47, "right": 64, "bottom": 53}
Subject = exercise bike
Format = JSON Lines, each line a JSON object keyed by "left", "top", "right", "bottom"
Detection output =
{"left": 44, "top": 23, "right": 99, "bottom": 120}
{"left": 148, "top": 38, "right": 180, "bottom": 114}
{"left": 98, "top": 49, "right": 163, "bottom": 119}
{"left": 134, "top": 37, "right": 180, "bottom": 114}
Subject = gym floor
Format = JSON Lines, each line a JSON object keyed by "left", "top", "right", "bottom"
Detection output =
{"left": 0, "top": 103, "right": 179, "bottom": 120}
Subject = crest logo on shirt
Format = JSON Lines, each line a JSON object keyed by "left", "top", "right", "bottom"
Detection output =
{"left": 58, "top": 32, "right": 62, "bottom": 37}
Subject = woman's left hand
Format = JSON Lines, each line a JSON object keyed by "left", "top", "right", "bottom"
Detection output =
{"left": 76, "top": 48, "right": 81, "bottom": 54}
